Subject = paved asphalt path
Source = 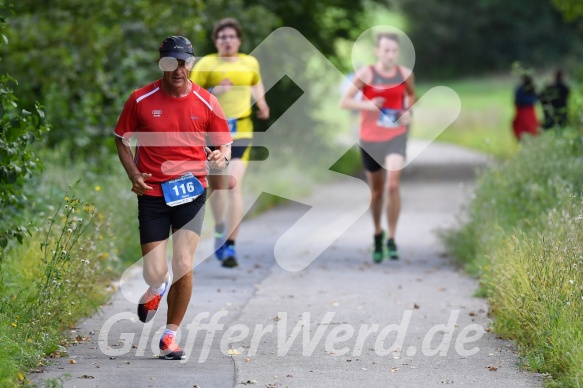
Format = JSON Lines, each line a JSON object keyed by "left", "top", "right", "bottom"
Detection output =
{"left": 32, "top": 141, "right": 543, "bottom": 387}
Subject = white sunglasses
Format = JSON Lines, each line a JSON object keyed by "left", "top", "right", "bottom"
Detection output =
{"left": 158, "top": 56, "right": 195, "bottom": 72}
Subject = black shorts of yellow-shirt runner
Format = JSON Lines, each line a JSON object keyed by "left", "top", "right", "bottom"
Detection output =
{"left": 137, "top": 189, "right": 207, "bottom": 244}
{"left": 359, "top": 133, "right": 407, "bottom": 172}
{"left": 209, "top": 138, "right": 251, "bottom": 172}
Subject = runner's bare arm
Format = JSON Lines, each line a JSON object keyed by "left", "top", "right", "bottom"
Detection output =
{"left": 340, "top": 67, "right": 383, "bottom": 111}
{"left": 114, "top": 136, "right": 153, "bottom": 195}
{"left": 205, "top": 144, "right": 231, "bottom": 171}
{"left": 404, "top": 70, "right": 416, "bottom": 107}
{"left": 251, "top": 81, "right": 270, "bottom": 120}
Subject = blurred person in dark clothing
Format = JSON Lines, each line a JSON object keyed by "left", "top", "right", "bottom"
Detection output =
{"left": 540, "top": 68, "right": 570, "bottom": 130}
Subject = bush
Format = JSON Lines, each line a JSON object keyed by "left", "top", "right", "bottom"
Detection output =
{"left": 0, "top": 71, "right": 49, "bottom": 251}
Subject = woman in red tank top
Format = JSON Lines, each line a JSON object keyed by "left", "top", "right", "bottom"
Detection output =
{"left": 340, "top": 32, "right": 416, "bottom": 263}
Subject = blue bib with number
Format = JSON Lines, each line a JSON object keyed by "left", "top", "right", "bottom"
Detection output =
{"left": 227, "top": 118, "right": 238, "bottom": 133}
{"left": 376, "top": 108, "right": 401, "bottom": 129}
{"left": 161, "top": 172, "right": 204, "bottom": 207}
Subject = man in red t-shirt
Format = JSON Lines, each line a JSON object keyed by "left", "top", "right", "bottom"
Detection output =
{"left": 114, "top": 36, "right": 232, "bottom": 360}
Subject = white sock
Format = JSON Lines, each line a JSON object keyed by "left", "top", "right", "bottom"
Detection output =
{"left": 153, "top": 275, "right": 169, "bottom": 294}
{"left": 162, "top": 328, "right": 177, "bottom": 339}
{"left": 153, "top": 283, "right": 166, "bottom": 294}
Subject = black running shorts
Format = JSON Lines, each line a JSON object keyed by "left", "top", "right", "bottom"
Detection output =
{"left": 359, "top": 134, "right": 407, "bottom": 172}
{"left": 137, "top": 189, "right": 206, "bottom": 245}
{"left": 210, "top": 138, "right": 251, "bottom": 160}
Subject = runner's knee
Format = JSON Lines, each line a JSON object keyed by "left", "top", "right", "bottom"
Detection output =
{"left": 387, "top": 179, "right": 400, "bottom": 195}
{"left": 171, "top": 254, "right": 194, "bottom": 280}
{"left": 371, "top": 187, "right": 383, "bottom": 201}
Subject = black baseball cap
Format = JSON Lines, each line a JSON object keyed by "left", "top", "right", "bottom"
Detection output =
{"left": 159, "top": 36, "right": 194, "bottom": 60}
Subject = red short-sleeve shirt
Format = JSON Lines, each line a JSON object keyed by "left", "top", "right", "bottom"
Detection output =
{"left": 114, "top": 80, "right": 232, "bottom": 196}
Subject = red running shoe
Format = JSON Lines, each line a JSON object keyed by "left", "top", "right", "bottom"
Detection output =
{"left": 137, "top": 280, "right": 168, "bottom": 323}
{"left": 159, "top": 333, "right": 184, "bottom": 360}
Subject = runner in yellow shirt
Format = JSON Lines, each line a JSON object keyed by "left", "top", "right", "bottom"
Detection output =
{"left": 191, "top": 17, "right": 269, "bottom": 268}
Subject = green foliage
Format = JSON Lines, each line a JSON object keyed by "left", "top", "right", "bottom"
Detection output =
{"left": 399, "top": 0, "right": 583, "bottom": 79}
{"left": 0, "top": 77, "right": 48, "bottom": 208}
{"left": 1, "top": 0, "right": 378, "bottom": 160}
{"left": 2, "top": 0, "right": 208, "bottom": 156}
{"left": 552, "top": 0, "right": 583, "bottom": 22}
{"left": 240, "top": 0, "right": 376, "bottom": 68}
{"left": 0, "top": 3, "right": 50, "bottom": 251}
{"left": 486, "top": 194, "right": 583, "bottom": 387}
{"left": 28, "top": 146, "right": 140, "bottom": 266}
{"left": 443, "top": 129, "right": 583, "bottom": 385}
{"left": 0, "top": 186, "right": 117, "bottom": 386}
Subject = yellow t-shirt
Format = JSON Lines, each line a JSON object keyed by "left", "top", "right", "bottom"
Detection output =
{"left": 190, "top": 53, "right": 261, "bottom": 140}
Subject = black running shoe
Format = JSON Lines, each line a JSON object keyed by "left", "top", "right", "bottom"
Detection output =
{"left": 373, "top": 231, "right": 386, "bottom": 263}
{"left": 387, "top": 238, "right": 399, "bottom": 260}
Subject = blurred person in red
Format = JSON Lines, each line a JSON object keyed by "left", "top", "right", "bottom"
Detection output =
{"left": 512, "top": 74, "right": 539, "bottom": 140}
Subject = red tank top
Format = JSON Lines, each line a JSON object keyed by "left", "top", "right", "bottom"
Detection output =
{"left": 360, "top": 66, "right": 408, "bottom": 142}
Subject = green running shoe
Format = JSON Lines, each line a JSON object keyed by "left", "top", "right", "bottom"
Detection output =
{"left": 387, "top": 238, "right": 399, "bottom": 260}
{"left": 373, "top": 231, "right": 386, "bottom": 264}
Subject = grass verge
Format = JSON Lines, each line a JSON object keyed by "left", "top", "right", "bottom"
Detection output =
{"left": 441, "top": 128, "right": 583, "bottom": 386}
{"left": 0, "top": 145, "right": 135, "bottom": 386}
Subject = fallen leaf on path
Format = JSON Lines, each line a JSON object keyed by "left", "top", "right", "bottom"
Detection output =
{"left": 69, "top": 359, "right": 76, "bottom": 364}
{"left": 413, "top": 303, "right": 420, "bottom": 309}
{"left": 390, "top": 367, "right": 398, "bottom": 373}
{"left": 228, "top": 349, "right": 240, "bottom": 355}
{"left": 240, "top": 380, "right": 257, "bottom": 385}
{"left": 78, "top": 375, "right": 94, "bottom": 379}
{"left": 487, "top": 366, "right": 498, "bottom": 371}
{"left": 244, "top": 357, "right": 251, "bottom": 362}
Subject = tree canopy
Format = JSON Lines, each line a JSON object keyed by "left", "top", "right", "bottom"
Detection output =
{"left": 399, "top": 0, "right": 583, "bottom": 79}
{"left": 0, "top": 0, "right": 376, "bottom": 157}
